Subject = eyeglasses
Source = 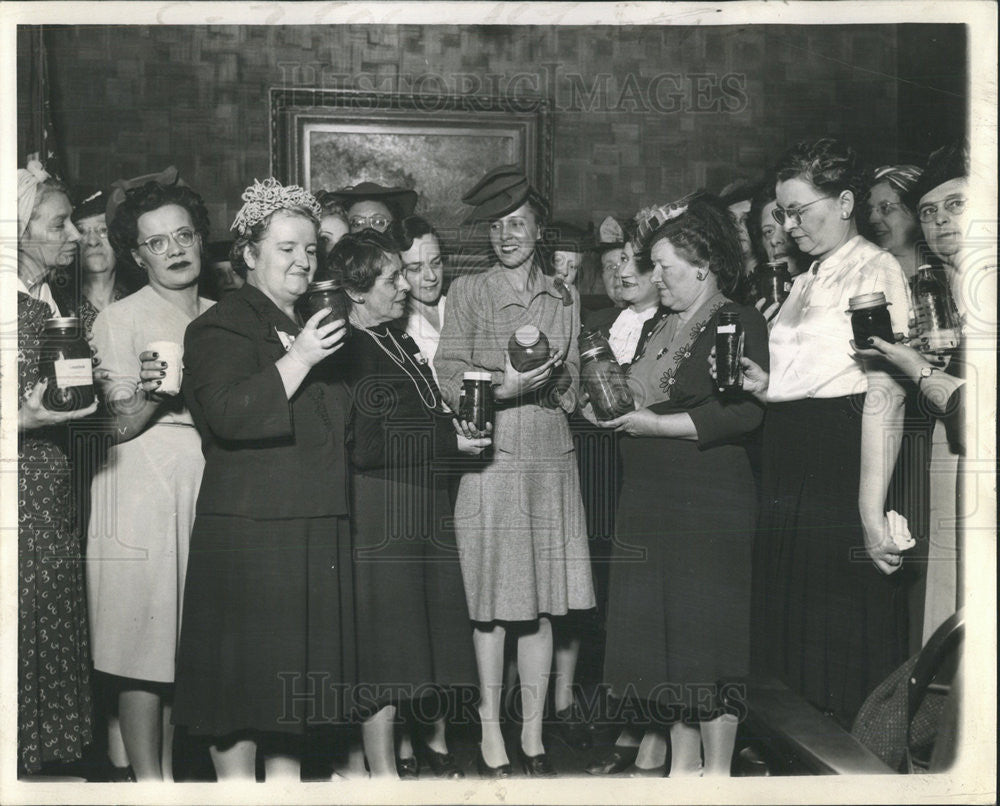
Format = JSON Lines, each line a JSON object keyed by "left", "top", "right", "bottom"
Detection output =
{"left": 137, "top": 227, "right": 198, "bottom": 255}
{"left": 917, "top": 196, "right": 967, "bottom": 223}
{"left": 869, "top": 201, "right": 902, "bottom": 218}
{"left": 772, "top": 197, "right": 828, "bottom": 227}
{"left": 80, "top": 224, "right": 109, "bottom": 239}
{"left": 349, "top": 214, "right": 390, "bottom": 232}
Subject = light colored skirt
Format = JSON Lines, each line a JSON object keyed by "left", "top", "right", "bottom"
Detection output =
{"left": 454, "top": 449, "right": 595, "bottom": 622}
{"left": 87, "top": 422, "right": 203, "bottom": 683}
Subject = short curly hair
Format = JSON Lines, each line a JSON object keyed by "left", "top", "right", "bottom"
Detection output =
{"left": 323, "top": 228, "right": 404, "bottom": 295}
{"left": 775, "top": 138, "right": 868, "bottom": 215}
{"left": 109, "top": 181, "right": 211, "bottom": 257}
{"left": 645, "top": 191, "right": 744, "bottom": 297}
{"left": 229, "top": 205, "right": 320, "bottom": 279}
{"left": 315, "top": 191, "right": 348, "bottom": 220}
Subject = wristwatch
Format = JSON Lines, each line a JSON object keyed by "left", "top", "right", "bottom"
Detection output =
{"left": 917, "top": 364, "right": 938, "bottom": 390}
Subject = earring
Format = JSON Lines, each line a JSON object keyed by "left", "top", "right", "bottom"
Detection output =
{"left": 841, "top": 212, "right": 849, "bottom": 219}
{"left": 696, "top": 270, "right": 707, "bottom": 281}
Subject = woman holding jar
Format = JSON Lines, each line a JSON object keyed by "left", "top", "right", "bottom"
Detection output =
{"left": 330, "top": 229, "right": 486, "bottom": 778}
{"left": 750, "top": 138, "right": 911, "bottom": 726}
{"left": 16, "top": 160, "right": 96, "bottom": 777}
{"left": 172, "top": 179, "right": 353, "bottom": 781}
{"left": 592, "top": 193, "right": 767, "bottom": 777}
{"left": 86, "top": 174, "right": 216, "bottom": 781}
{"left": 436, "top": 165, "right": 596, "bottom": 777}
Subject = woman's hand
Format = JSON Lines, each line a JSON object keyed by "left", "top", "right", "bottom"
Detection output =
{"left": 453, "top": 418, "right": 492, "bottom": 455}
{"left": 137, "top": 351, "right": 178, "bottom": 397}
{"left": 597, "top": 407, "right": 661, "bottom": 437}
{"left": 288, "top": 309, "right": 348, "bottom": 369}
{"left": 708, "top": 347, "right": 770, "bottom": 402}
{"left": 578, "top": 399, "right": 599, "bottom": 426}
{"left": 851, "top": 335, "right": 933, "bottom": 382}
{"left": 862, "top": 513, "right": 904, "bottom": 575}
{"left": 492, "top": 349, "right": 565, "bottom": 401}
{"left": 18, "top": 379, "right": 99, "bottom": 431}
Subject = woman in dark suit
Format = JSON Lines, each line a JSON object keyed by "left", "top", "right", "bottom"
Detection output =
{"left": 172, "top": 179, "right": 354, "bottom": 780}
{"left": 593, "top": 192, "right": 768, "bottom": 776}
{"left": 327, "top": 229, "right": 487, "bottom": 778}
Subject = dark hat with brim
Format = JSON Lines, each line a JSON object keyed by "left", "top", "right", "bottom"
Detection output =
{"left": 327, "top": 182, "right": 418, "bottom": 217}
{"left": 71, "top": 188, "right": 109, "bottom": 224}
{"left": 462, "top": 164, "right": 540, "bottom": 224}
{"left": 546, "top": 221, "right": 593, "bottom": 253}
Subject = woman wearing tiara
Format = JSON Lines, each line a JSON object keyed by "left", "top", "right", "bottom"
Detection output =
{"left": 172, "top": 179, "right": 354, "bottom": 780}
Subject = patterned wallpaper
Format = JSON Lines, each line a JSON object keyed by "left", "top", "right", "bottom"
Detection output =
{"left": 19, "top": 24, "right": 903, "bottom": 240}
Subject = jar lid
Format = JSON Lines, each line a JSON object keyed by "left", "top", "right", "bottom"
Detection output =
{"left": 764, "top": 260, "right": 789, "bottom": 270}
{"left": 847, "top": 292, "right": 891, "bottom": 311}
{"left": 307, "top": 279, "right": 343, "bottom": 292}
{"left": 43, "top": 316, "right": 82, "bottom": 330}
{"left": 463, "top": 371, "right": 493, "bottom": 382}
{"left": 514, "top": 324, "right": 541, "bottom": 347}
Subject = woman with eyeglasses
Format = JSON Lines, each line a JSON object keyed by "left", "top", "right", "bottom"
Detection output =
{"left": 325, "top": 181, "right": 419, "bottom": 235}
{"left": 866, "top": 165, "right": 929, "bottom": 282}
{"left": 854, "top": 141, "right": 972, "bottom": 646}
{"left": 86, "top": 175, "right": 215, "bottom": 780}
{"left": 436, "top": 165, "right": 596, "bottom": 778}
{"left": 740, "top": 138, "right": 912, "bottom": 727}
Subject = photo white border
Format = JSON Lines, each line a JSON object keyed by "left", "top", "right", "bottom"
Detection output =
{"left": 1, "top": 2, "right": 995, "bottom": 804}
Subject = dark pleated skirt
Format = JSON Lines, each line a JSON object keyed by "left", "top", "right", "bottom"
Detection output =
{"left": 603, "top": 436, "right": 756, "bottom": 718}
{"left": 351, "top": 472, "right": 476, "bottom": 716}
{"left": 172, "top": 514, "right": 356, "bottom": 736}
{"left": 752, "top": 396, "right": 908, "bottom": 726}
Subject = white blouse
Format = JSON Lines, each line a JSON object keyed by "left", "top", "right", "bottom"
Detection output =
{"left": 404, "top": 296, "right": 446, "bottom": 383}
{"left": 767, "top": 235, "right": 911, "bottom": 402}
{"left": 607, "top": 305, "right": 658, "bottom": 366}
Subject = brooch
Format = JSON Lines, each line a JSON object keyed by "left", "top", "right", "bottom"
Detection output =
{"left": 274, "top": 327, "right": 296, "bottom": 351}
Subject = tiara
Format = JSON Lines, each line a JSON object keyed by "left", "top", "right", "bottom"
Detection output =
{"left": 632, "top": 192, "right": 698, "bottom": 248}
{"left": 231, "top": 178, "right": 321, "bottom": 235}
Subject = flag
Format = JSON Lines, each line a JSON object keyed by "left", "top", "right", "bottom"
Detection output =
{"left": 27, "top": 26, "right": 65, "bottom": 181}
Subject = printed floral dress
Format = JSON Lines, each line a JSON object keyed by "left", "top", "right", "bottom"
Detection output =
{"left": 17, "top": 292, "right": 93, "bottom": 774}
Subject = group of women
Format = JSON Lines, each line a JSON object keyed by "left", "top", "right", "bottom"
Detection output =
{"left": 15, "top": 134, "right": 973, "bottom": 781}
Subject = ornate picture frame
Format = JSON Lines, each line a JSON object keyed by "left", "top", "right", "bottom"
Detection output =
{"left": 270, "top": 88, "right": 552, "bottom": 258}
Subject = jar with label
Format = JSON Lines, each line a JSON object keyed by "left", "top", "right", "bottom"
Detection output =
{"left": 458, "top": 371, "right": 495, "bottom": 432}
{"left": 579, "top": 330, "right": 634, "bottom": 419}
{"left": 847, "top": 292, "right": 895, "bottom": 348}
{"left": 508, "top": 325, "right": 550, "bottom": 372}
{"left": 715, "top": 311, "right": 745, "bottom": 391}
{"left": 302, "top": 279, "right": 350, "bottom": 331}
{"left": 39, "top": 316, "right": 95, "bottom": 412}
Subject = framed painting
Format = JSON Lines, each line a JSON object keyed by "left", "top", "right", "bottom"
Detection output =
{"left": 270, "top": 88, "right": 552, "bottom": 266}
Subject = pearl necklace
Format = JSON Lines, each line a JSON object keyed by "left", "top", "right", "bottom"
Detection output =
{"left": 362, "top": 326, "right": 442, "bottom": 411}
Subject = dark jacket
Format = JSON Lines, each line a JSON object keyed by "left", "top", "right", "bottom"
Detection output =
{"left": 182, "top": 283, "right": 350, "bottom": 519}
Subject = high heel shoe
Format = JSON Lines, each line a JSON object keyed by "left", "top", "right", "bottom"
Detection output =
{"left": 622, "top": 762, "right": 667, "bottom": 777}
{"left": 476, "top": 747, "right": 512, "bottom": 779}
{"left": 517, "top": 746, "right": 556, "bottom": 777}
{"left": 396, "top": 755, "right": 419, "bottom": 779}
{"left": 417, "top": 744, "right": 464, "bottom": 779}
{"left": 585, "top": 745, "right": 639, "bottom": 776}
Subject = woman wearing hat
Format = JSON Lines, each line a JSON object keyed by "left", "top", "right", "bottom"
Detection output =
{"left": 56, "top": 189, "right": 143, "bottom": 337}
{"left": 436, "top": 165, "right": 596, "bottom": 777}
{"left": 325, "top": 181, "right": 418, "bottom": 235}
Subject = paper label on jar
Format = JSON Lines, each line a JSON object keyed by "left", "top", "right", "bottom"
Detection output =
{"left": 717, "top": 324, "right": 737, "bottom": 333}
{"left": 54, "top": 357, "right": 93, "bottom": 388}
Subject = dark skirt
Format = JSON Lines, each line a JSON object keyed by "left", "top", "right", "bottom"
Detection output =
{"left": 603, "top": 436, "right": 756, "bottom": 720}
{"left": 352, "top": 472, "right": 476, "bottom": 716}
{"left": 172, "top": 514, "right": 356, "bottom": 736}
{"left": 752, "top": 396, "right": 908, "bottom": 726}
